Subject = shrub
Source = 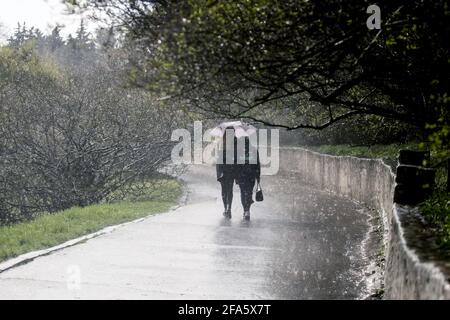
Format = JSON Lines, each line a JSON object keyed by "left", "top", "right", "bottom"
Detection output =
{"left": 420, "top": 191, "right": 450, "bottom": 254}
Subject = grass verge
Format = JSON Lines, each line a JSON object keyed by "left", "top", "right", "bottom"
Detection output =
{"left": 0, "top": 178, "right": 182, "bottom": 263}
{"left": 420, "top": 191, "right": 450, "bottom": 258}
{"left": 307, "top": 143, "right": 420, "bottom": 160}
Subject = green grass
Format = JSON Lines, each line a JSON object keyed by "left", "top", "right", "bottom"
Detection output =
{"left": 0, "top": 178, "right": 182, "bottom": 263}
{"left": 420, "top": 191, "right": 450, "bottom": 257}
{"left": 307, "top": 143, "right": 420, "bottom": 160}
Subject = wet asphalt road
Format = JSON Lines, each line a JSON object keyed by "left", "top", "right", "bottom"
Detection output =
{"left": 0, "top": 165, "right": 375, "bottom": 299}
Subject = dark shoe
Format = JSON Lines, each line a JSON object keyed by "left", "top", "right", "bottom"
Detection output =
{"left": 243, "top": 210, "right": 250, "bottom": 221}
{"left": 223, "top": 210, "right": 232, "bottom": 219}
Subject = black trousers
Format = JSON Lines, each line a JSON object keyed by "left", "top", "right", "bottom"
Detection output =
{"left": 220, "top": 177, "right": 234, "bottom": 211}
{"left": 238, "top": 179, "right": 256, "bottom": 211}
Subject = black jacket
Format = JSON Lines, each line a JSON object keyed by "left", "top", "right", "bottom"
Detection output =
{"left": 235, "top": 150, "right": 260, "bottom": 184}
{"left": 216, "top": 147, "right": 236, "bottom": 181}
{"left": 216, "top": 141, "right": 260, "bottom": 183}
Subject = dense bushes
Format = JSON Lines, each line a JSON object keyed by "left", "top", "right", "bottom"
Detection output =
{"left": 0, "top": 27, "right": 182, "bottom": 225}
{"left": 420, "top": 191, "right": 450, "bottom": 256}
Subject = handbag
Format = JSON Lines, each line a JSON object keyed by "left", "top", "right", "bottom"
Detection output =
{"left": 255, "top": 182, "right": 264, "bottom": 202}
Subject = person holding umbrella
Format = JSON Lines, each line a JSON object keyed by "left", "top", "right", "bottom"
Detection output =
{"left": 215, "top": 126, "right": 237, "bottom": 219}
{"left": 211, "top": 121, "right": 261, "bottom": 220}
{"left": 236, "top": 136, "right": 261, "bottom": 220}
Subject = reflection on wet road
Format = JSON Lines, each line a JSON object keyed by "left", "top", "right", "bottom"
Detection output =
{"left": 0, "top": 165, "right": 375, "bottom": 299}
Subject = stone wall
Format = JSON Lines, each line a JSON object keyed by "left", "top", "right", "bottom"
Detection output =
{"left": 278, "top": 147, "right": 450, "bottom": 299}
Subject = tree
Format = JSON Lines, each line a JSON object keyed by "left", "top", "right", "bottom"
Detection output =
{"left": 73, "top": 0, "right": 449, "bottom": 135}
{"left": 95, "top": 27, "right": 118, "bottom": 50}
{"left": 47, "top": 26, "right": 65, "bottom": 52}
{"left": 75, "top": 19, "right": 95, "bottom": 50}
{"left": 8, "top": 23, "right": 34, "bottom": 48}
{"left": 0, "top": 34, "right": 182, "bottom": 225}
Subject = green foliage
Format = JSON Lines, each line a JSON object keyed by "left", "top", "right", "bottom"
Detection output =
{"left": 420, "top": 191, "right": 450, "bottom": 255}
{"left": 95, "top": 0, "right": 450, "bottom": 133}
{"left": 0, "top": 44, "right": 62, "bottom": 85}
{"left": 434, "top": 167, "right": 449, "bottom": 193}
{"left": 423, "top": 116, "right": 450, "bottom": 164}
{"left": 0, "top": 178, "right": 182, "bottom": 262}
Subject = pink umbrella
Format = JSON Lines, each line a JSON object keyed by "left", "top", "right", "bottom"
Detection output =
{"left": 209, "top": 121, "right": 257, "bottom": 138}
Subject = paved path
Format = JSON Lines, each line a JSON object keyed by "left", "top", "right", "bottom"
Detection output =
{"left": 0, "top": 165, "right": 377, "bottom": 299}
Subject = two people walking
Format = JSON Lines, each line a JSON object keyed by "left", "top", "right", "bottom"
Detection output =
{"left": 216, "top": 126, "right": 261, "bottom": 220}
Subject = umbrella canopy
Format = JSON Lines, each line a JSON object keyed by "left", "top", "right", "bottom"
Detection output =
{"left": 209, "top": 121, "right": 257, "bottom": 138}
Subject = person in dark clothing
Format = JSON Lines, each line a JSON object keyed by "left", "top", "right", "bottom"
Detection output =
{"left": 216, "top": 129, "right": 261, "bottom": 220}
{"left": 216, "top": 127, "right": 237, "bottom": 219}
{"left": 219, "top": 175, "right": 234, "bottom": 218}
{"left": 235, "top": 137, "right": 261, "bottom": 220}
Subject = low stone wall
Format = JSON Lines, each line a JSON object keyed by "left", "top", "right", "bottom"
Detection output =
{"left": 278, "top": 147, "right": 450, "bottom": 299}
